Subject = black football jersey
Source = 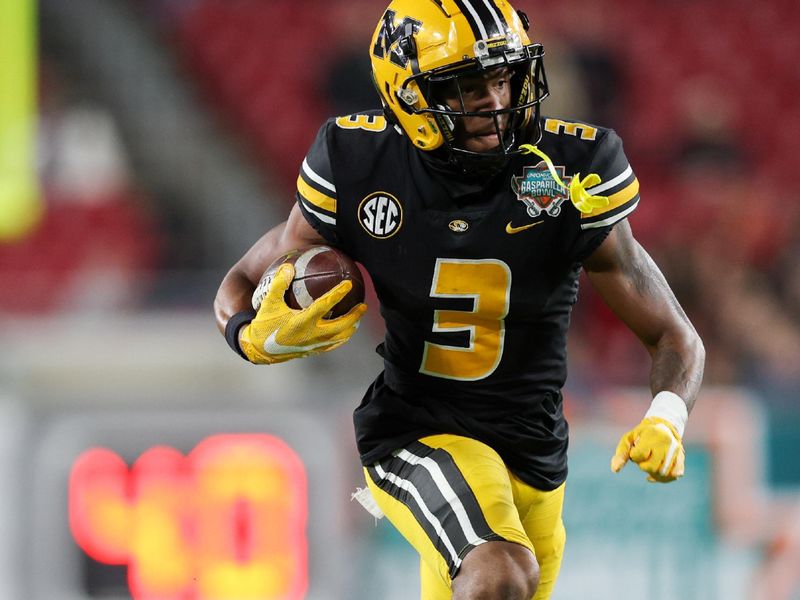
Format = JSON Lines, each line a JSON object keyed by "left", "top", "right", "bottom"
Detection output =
{"left": 296, "top": 111, "right": 639, "bottom": 490}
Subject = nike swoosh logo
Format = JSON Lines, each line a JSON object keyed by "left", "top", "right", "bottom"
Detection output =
{"left": 263, "top": 330, "right": 338, "bottom": 355}
{"left": 505, "top": 220, "right": 544, "bottom": 234}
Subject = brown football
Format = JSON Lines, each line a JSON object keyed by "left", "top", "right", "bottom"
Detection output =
{"left": 251, "top": 245, "right": 365, "bottom": 318}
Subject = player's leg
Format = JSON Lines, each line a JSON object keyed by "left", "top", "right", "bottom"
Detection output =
{"left": 510, "top": 476, "right": 566, "bottom": 600}
{"left": 364, "top": 434, "right": 539, "bottom": 600}
{"left": 450, "top": 539, "right": 539, "bottom": 600}
{"left": 419, "top": 555, "right": 452, "bottom": 600}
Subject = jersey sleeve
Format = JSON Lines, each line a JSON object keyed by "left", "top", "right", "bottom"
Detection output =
{"left": 296, "top": 120, "right": 339, "bottom": 244}
{"left": 579, "top": 129, "right": 639, "bottom": 229}
{"left": 570, "top": 129, "right": 640, "bottom": 260}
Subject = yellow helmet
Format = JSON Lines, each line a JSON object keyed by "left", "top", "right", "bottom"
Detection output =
{"left": 369, "top": 0, "right": 548, "bottom": 168}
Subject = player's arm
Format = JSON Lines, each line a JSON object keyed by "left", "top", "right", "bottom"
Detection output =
{"left": 583, "top": 219, "right": 705, "bottom": 482}
{"left": 214, "top": 203, "right": 324, "bottom": 334}
{"left": 214, "top": 203, "right": 365, "bottom": 364}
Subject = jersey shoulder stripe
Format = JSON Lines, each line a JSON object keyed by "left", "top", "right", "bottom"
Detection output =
{"left": 586, "top": 164, "right": 633, "bottom": 195}
{"left": 297, "top": 120, "right": 338, "bottom": 230}
{"left": 562, "top": 125, "right": 639, "bottom": 230}
{"left": 596, "top": 177, "right": 639, "bottom": 212}
{"left": 297, "top": 187, "right": 336, "bottom": 225}
{"left": 580, "top": 198, "right": 639, "bottom": 230}
{"left": 297, "top": 173, "right": 336, "bottom": 214}
{"left": 580, "top": 170, "right": 639, "bottom": 228}
{"left": 301, "top": 157, "right": 335, "bottom": 194}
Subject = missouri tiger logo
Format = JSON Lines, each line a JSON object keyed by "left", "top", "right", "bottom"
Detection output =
{"left": 372, "top": 9, "right": 422, "bottom": 68}
{"left": 359, "top": 192, "right": 403, "bottom": 239}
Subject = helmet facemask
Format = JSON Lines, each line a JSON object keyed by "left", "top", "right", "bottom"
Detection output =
{"left": 400, "top": 40, "right": 549, "bottom": 175}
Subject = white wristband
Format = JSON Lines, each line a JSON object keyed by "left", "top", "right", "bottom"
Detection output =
{"left": 644, "top": 391, "right": 688, "bottom": 437}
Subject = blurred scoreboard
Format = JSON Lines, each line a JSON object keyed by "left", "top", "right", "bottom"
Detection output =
{"left": 25, "top": 406, "right": 352, "bottom": 600}
{"left": 70, "top": 434, "right": 307, "bottom": 600}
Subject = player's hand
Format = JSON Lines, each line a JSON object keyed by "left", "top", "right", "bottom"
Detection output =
{"left": 610, "top": 417, "right": 685, "bottom": 483}
{"left": 239, "top": 263, "right": 367, "bottom": 364}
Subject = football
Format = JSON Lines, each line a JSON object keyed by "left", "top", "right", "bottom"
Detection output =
{"left": 251, "top": 245, "right": 365, "bottom": 318}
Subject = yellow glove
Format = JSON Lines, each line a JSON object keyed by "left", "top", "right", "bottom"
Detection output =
{"left": 610, "top": 392, "right": 688, "bottom": 483}
{"left": 239, "top": 263, "right": 367, "bottom": 364}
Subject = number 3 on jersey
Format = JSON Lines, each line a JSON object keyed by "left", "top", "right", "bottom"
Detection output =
{"left": 335, "top": 114, "right": 387, "bottom": 132}
{"left": 420, "top": 259, "right": 511, "bottom": 381}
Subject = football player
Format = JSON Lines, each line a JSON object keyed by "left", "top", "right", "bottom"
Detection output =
{"left": 214, "top": 1, "right": 705, "bottom": 598}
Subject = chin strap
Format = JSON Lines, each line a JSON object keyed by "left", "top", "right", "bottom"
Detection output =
{"left": 519, "top": 144, "right": 610, "bottom": 214}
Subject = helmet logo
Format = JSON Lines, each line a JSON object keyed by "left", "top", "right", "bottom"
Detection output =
{"left": 358, "top": 192, "right": 403, "bottom": 239}
{"left": 511, "top": 162, "right": 572, "bottom": 218}
{"left": 372, "top": 10, "right": 422, "bottom": 69}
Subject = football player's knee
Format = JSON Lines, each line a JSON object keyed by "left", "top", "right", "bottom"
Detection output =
{"left": 524, "top": 552, "right": 541, "bottom": 599}
{"left": 483, "top": 551, "right": 539, "bottom": 600}
{"left": 517, "top": 553, "right": 540, "bottom": 600}
{"left": 458, "top": 543, "right": 539, "bottom": 600}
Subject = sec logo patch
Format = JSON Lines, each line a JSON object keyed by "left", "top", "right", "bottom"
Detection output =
{"left": 358, "top": 192, "right": 403, "bottom": 239}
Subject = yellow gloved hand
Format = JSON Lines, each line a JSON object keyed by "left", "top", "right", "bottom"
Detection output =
{"left": 239, "top": 263, "right": 367, "bottom": 364}
{"left": 568, "top": 173, "right": 610, "bottom": 214}
{"left": 610, "top": 417, "right": 686, "bottom": 483}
